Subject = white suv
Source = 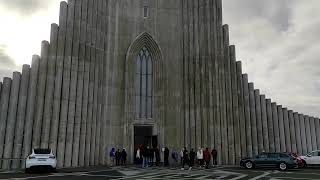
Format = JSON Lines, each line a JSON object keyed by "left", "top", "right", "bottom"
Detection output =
{"left": 25, "top": 149, "right": 57, "bottom": 173}
{"left": 300, "top": 150, "right": 320, "bottom": 166}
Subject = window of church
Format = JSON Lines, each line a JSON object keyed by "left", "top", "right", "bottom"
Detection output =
{"left": 144, "top": 6, "right": 148, "bottom": 18}
{"left": 135, "top": 47, "right": 153, "bottom": 119}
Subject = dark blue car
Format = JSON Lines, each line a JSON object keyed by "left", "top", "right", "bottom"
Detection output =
{"left": 240, "top": 152, "right": 298, "bottom": 171}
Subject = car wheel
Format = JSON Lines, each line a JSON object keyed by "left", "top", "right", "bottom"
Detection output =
{"left": 25, "top": 168, "right": 30, "bottom": 174}
{"left": 279, "top": 162, "right": 287, "bottom": 171}
{"left": 245, "top": 161, "right": 253, "bottom": 169}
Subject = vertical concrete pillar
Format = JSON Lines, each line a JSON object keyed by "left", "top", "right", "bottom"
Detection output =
{"left": 22, "top": 55, "right": 40, "bottom": 167}
{"left": 72, "top": 0, "right": 88, "bottom": 167}
{"left": 299, "top": 114, "right": 307, "bottom": 154}
{"left": 288, "top": 110, "right": 297, "bottom": 153}
{"left": 283, "top": 108, "right": 291, "bottom": 152}
{"left": 90, "top": 0, "right": 99, "bottom": 165}
{"left": 310, "top": 117, "right": 317, "bottom": 151}
{"left": 12, "top": 65, "right": 30, "bottom": 169}
{"left": 315, "top": 118, "right": 320, "bottom": 150}
{"left": 65, "top": 0, "right": 82, "bottom": 167}
{"left": 230, "top": 46, "right": 240, "bottom": 163}
{"left": 260, "top": 95, "right": 269, "bottom": 152}
{"left": 32, "top": 41, "right": 49, "bottom": 149}
{"left": 294, "top": 113, "right": 302, "bottom": 154}
{"left": 0, "top": 77, "right": 12, "bottom": 162}
{"left": 41, "top": 23, "right": 58, "bottom": 149}
{"left": 277, "top": 106, "right": 286, "bottom": 152}
{"left": 272, "top": 103, "right": 280, "bottom": 152}
{"left": 254, "top": 90, "right": 263, "bottom": 153}
{"left": 242, "top": 74, "right": 252, "bottom": 157}
{"left": 2, "top": 72, "right": 21, "bottom": 169}
{"left": 57, "top": 0, "right": 75, "bottom": 168}
{"left": 85, "top": 0, "right": 94, "bottom": 166}
{"left": 236, "top": 62, "right": 246, "bottom": 158}
{"left": 266, "top": 99, "right": 275, "bottom": 152}
{"left": 248, "top": 83, "right": 258, "bottom": 155}
{"left": 304, "top": 116, "right": 312, "bottom": 153}
{"left": 50, "top": 1, "right": 68, "bottom": 157}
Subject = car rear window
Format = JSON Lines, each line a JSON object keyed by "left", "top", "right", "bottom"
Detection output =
{"left": 34, "top": 149, "right": 51, "bottom": 154}
{"left": 280, "top": 154, "right": 289, "bottom": 158}
{"left": 268, "top": 153, "right": 279, "bottom": 158}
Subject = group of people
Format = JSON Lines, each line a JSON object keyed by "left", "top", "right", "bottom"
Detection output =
{"left": 180, "top": 147, "right": 218, "bottom": 170}
{"left": 109, "top": 148, "right": 127, "bottom": 166}
{"left": 109, "top": 146, "right": 218, "bottom": 170}
{"left": 135, "top": 145, "right": 168, "bottom": 167}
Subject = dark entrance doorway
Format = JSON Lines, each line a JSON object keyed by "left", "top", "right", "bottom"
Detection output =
{"left": 134, "top": 126, "right": 158, "bottom": 149}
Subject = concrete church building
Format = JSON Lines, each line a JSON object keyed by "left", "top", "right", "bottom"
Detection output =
{"left": 0, "top": 0, "right": 319, "bottom": 169}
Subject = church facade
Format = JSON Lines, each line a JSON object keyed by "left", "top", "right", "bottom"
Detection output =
{"left": 0, "top": 0, "right": 319, "bottom": 169}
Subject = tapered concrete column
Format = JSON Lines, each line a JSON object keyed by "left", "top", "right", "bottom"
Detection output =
{"left": 57, "top": 0, "right": 75, "bottom": 168}
{"left": 72, "top": 0, "right": 88, "bottom": 167}
{"left": 50, "top": 2, "right": 68, "bottom": 157}
{"left": 282, "top": 108, "right": 291, "bottom": 152}
{"left": 0, "top": 82, "right": 2, "bottom": 96}
{"left": 299, "top": 114, "right": 307, "bottom": 154}
{"left": 248, "top": 83, "right": 258, "bottom": 156}
{"left": 32, "top": 41, "right": 49, "bottom": 149}
{"left": 236, "top": 62, "right": 246, "bottom": 158}
{"left": 288, "top": 110, "right": 297, "bottom": 153}
{"left": 266, "top": 99, "right": 275, "bottom": 152}
{"left": 254, "top": 90, "right": 263, "bottom": 153}
{"left": 277, "top": 106, "right": 286, "bottom": 152}
{"left": 260, "top": 95, "right": 269, "bottom": 152}
{"left": 304, "top": 116, "right": 312, "bottom": 153}
{"left": 12, "top": 65, "right": 30, "bottom": 169}
{"left": 315, "top": 118, "right": 320, "bottom": 150}
{"left": 0, "top": 77, "right": 12, "bottom": 162}
{"left": 310, "top": 117, "right": 317, "bottom": 151}
{"left": 41, "top": 23, "right": 58, "bottom": 149}
{"left": 2, "top": 72, "right": 21, "bottom": 169}
{"left": 65, "top": 0, "right": 82, "bottom": 167}
{"left": 294, "top": 113, "right": 302, "bottom": 154}
{"left": 272, "top": 103, "right": 280, "bottom": 152}
{"left": 242, "top": 74, "right": 252, "bottom": 157}
{"left": 22, "top": 55, "right": 40, "bottom": 167}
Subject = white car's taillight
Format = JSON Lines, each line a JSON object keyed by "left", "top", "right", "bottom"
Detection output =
{"left": 29, "top": 156, "right": 36, "bottom": 159}
{"left": 49, "top": 156, "right": 55, "bottom": 159}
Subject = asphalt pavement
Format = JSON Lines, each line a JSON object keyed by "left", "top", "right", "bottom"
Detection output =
{"left": 1, "top": 165, "right": 320, "bottom": 179}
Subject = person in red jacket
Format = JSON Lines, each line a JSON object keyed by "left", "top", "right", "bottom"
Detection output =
{"left": 203, "top": 147, "right": 211, "bottom": 169}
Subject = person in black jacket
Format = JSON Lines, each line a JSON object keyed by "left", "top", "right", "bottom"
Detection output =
{"left": 115, "top": 149, "right": 121, "bottom": 166}
{"left": 181, "top": 147, "right": 190, "bottom": 170}
{"left": 164, "top": 147, "right": 169, "bottom": 166}
{"left": 155, "top": 146, "right": 161, "bottom": 166}
{"left": 121, "top": 148, "right": 127, "bottom": 165}
{"left": 189, "top": 149, "right": 196, "bottom": 168}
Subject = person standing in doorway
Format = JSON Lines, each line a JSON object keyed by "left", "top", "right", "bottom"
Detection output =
{"left": 155, "top": 146, "right": 161, "bottom": 166}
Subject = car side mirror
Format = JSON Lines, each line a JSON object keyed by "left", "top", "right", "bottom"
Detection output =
{"left": 307, "top": 154, "right": 311, "bottom": 157}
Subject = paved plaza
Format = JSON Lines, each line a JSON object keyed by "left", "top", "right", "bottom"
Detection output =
{"left": 1, "top": 166, "right": 320, "bottom": 180}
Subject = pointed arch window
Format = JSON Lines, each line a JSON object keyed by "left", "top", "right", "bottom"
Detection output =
{"left": 135, "top": 47, "right": 153, "bottom": 119}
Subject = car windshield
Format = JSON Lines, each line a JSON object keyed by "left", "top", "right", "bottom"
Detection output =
{"left": 34, "top": 149, "right": 51, "bottom": 154}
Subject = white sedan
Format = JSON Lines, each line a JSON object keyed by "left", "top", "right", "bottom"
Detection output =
{"left": 300, "top": 150, "right": 320, "bottom": 166}
{"left": 25, "top": 149, "right": 57, "bottom": 173}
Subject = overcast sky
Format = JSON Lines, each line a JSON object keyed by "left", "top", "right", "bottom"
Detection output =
{"left": 0, "top": 0, "right": 319, "bottom": 117}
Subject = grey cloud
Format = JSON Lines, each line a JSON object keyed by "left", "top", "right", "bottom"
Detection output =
{"left": 0, "top": 0, "right": 55, "bottom": 15}
{"left": 223, "top": 0, "right": 320, "bottom": 117}
{"left": 0, "top": 44, "right": 18, "bottom": 80}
